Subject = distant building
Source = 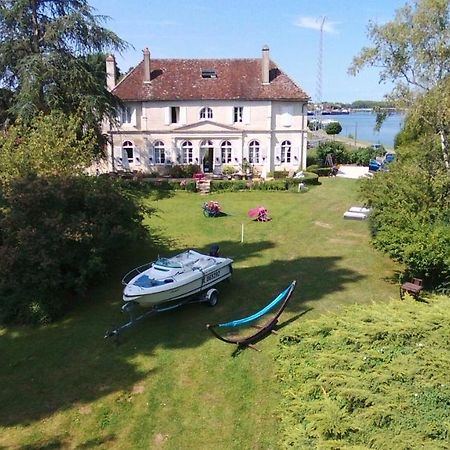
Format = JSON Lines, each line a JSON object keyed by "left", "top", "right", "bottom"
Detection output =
{"left": 102, "top": 46, "right": 310, "bottom": 175}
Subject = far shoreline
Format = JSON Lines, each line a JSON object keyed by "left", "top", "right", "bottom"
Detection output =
{"left": 309, "top": 130, "right": 393, "bottom": 151}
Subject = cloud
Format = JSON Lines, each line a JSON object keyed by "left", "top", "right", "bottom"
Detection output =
{"left": 294, "top": 16, "right": 339, "bottom": 34}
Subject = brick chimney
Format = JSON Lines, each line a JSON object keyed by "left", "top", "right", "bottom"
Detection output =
{"left": 143, "top": 48, "right": 151, "bottom": 84}
{"left": 261, "top": 45, "right": 270, "bottom": 85}
{"left": 106, "top": 54, "right": 116, "bottom": 91}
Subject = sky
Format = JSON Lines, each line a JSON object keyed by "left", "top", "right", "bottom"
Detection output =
{"left": 90, "top": 0, "right": 408, "bottom": 103}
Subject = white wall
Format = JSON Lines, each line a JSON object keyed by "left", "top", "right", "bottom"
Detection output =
{"left": 105, "top": 99, "right": 308, "bottom": 173}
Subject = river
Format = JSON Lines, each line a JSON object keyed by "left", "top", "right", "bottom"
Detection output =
{"left": 325, "top": 111, "right": 404, "bottom": 148}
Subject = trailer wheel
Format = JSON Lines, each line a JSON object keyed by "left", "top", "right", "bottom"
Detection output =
{"left": 206, "top": 289, "right": 219, "bottom": 307}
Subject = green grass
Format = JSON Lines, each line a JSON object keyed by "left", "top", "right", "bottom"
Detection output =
{"left": 0, "top": 178, "right": 400, "bottom": 449}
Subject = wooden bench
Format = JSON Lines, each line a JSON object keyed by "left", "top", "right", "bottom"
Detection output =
{"left": 400, "top": 278, "right": 423, "bottom": 300}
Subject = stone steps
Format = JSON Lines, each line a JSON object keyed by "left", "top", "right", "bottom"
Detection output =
{"left": 196, "top": 179, "right": 211, "bottom": 194}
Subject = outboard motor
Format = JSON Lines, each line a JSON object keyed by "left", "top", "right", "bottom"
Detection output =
{"left": 209, "top": 244, "right": 220, "bottom": 257}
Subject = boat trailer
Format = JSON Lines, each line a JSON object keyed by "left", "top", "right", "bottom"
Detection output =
{"left": 104, "top": 288, "right": 219, "bottom": 340}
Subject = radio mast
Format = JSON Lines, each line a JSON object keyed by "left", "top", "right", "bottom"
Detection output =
{"left": 314, "top": 16, "right": 326, "bottom": 130}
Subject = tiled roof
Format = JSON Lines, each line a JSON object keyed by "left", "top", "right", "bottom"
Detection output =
{"left": 112, "top": 58, "right": 309, "bottom": 102}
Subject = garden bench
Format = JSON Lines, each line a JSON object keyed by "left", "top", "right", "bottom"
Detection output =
{"left": 400, "top": 278, "right": 423, "bottom": 300}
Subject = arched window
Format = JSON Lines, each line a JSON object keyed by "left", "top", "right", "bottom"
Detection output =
{"left": 221, "top": 141, "right": 232, "bottom": 164}
{"left": 122, "top": 140, "right": 134, "bottom": 163}
{"left": 200, "top": 107, "right": 213, "bottom": 119}
{"left": 200, "top": 140, "right": 213, "bottom": 150}
{"left": 154, "top": 141, "right": 165, "bottom": 164}
{"left": 248, "top": 140, "right": 260, "bottom": 164}
{"left": 281, "top": 140, "right": 291, "bottom": 163}
{"left": 181, "top": 141, "right": 193, "bottom": 164}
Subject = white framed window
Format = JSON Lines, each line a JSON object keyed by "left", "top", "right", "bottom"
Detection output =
{"left": 248, "top": 140, "right": 260, "bottom": 164}
{"left": 181, "top": 141, "right": 193, "bottom": 164}
{"left": 121, "top": 107, "right": 132, "bottom": 124}
{"left": 233, "top": 106, "right": 243, "bottom": 123}
{"left": 200, "top": 107, "right": 213, "bottom": 119}
{"left": 221, "top": 141, "right": 232, "bottom": 163}
{"left": 281, "top": 140, "right": 291, "bottom": 163}
{"left": 122, "top": 140, "right": 134, "bottom": 163}
{"left": 154, "top": 141, "right": 165, "bottom": 164}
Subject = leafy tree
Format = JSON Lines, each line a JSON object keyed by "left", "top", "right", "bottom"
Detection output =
{"left": 0, "top": 87, "right": 14, "bottom": 126}
{"left": 0, "top": 175, "right": 150, "bottom": 324}
{"left": 0, "top": 0, "right": 127, "bottom": 133}
{"left": 349, "top": 0, "right": 450, "bottom": 170}
{"left": 0, "top": 110, "right": 97, "bottom": 188}
{"left": 324, "top": 121, "right": 342, "bottom": 135}
{"left": 361, "top": 138, "right": 450, "bottom": 289}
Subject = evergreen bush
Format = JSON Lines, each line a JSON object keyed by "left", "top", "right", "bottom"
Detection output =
{"left": 276, "top": 296, "right": 450, "bottom": 449}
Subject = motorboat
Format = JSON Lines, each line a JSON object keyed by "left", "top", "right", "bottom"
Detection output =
{"left": 121, "top": 248, "right": 233, "bottom": 307}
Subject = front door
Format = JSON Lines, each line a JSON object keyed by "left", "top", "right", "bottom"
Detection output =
{"left": 200, "top": 140, "right": 214, "bottom": 173}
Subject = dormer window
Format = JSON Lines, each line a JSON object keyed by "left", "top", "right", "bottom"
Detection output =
{"left": 200, "top": 107, "right": 213, "bottom": 119}
{"left": 201, "top": 69, "right": 217, "bottom": 79}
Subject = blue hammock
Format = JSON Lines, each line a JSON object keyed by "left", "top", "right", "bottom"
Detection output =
{"left": 217, "top": 284, "right": 294, "bottom": 328}
{"left": 207, "top": 280, "right": 297, "bottom": 350}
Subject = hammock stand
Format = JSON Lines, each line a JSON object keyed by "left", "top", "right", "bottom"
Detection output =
{"left": 206, "top": 280, "right": 296, "bottom": 351}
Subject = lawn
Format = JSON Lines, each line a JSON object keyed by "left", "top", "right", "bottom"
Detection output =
{"left": 0, "top": 178, "right": 400, "bottom": 449}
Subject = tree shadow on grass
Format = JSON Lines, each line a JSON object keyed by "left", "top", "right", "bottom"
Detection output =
{"left": 16, "top": 433, "right": 117, "bottom": 449}
{"left": 0, "top": 238, "right": 365, "bottom": 427}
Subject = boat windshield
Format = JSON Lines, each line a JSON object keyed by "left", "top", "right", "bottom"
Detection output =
{"left": 154, "top": 258, "right": 183, "bottom": 269}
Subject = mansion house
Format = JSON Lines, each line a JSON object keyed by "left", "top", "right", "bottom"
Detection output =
{"left": 103, "top": 46, "right": 310, "bottom": 176}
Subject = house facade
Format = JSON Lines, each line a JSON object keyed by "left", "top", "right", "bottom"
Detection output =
{"left": 103, "top": 46, "right": 310, "bottom": 176}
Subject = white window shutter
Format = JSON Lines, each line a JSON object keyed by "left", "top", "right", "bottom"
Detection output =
{"left": 274, "top": 144, "right": 281, "bottom": 165}
{"left": 180, "top": 107, "right": 187, "bottom": 125}
{"left": 260, "top": 146, "right": 267, "bottom": 161}
{"left": 243, "top": 107, "right": 250, "bottom": 125}
{"left": 121, "top": 149, "right": 130, "bottom": 169}
{"left": 230, "top": 107, "right": 235, "bottom": 124}
{"left": 131, "top": 107, "right": 137, "bottom": 127}
{"left": 135, "top": 146, "right": 141, "bottom": 165}
{"left": 281, "top": 112, "right": 291, "bottom": 127}
{"left": 113, "top": 147, "right": 123, "bottom": 168}
{"left": 148, "top": 144, "right": 155, "bottom": 164}
{"left": 164, "top": 107, "right": 170, "bottom": 125}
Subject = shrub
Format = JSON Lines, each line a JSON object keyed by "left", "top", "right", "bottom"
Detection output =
{"left": 169, "top": 164, "right": 201, "bottom": 178}
{"left": 273, "top": 170, "right": 290, "bottom": 179}
{"left": 285, "top": 173, "right": 319, "bottom": 186}
{"left": 324, "top": 121, "right": 342, "bottom": 135}
{"left": 306, "top": 165, "right": 331, "bottom": 177}
{"left": 256, "top": 180, "right": 288, "bottom": 190}
{"left": 316, "top": 141, "right": 351, "bottom": 165}
{"left": 306, "top": 151, "right": 318, "bottom": 167}
{"left": 348, "top": 146, "right": 385, "bottom": 166}
{"left": 0, "top": 175, "right": 149, "bottom": 324}
{"left": 210, "top": 180, "right": 247, "bottom": 191}
{"left": 222, "top": 165, "right": 236, "bottom": 175}
{"left": 276, "top": 296, "right": 450, "bottom": 449}
{"left": 185, "top": 180, "right": 198, "bottom": 192}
